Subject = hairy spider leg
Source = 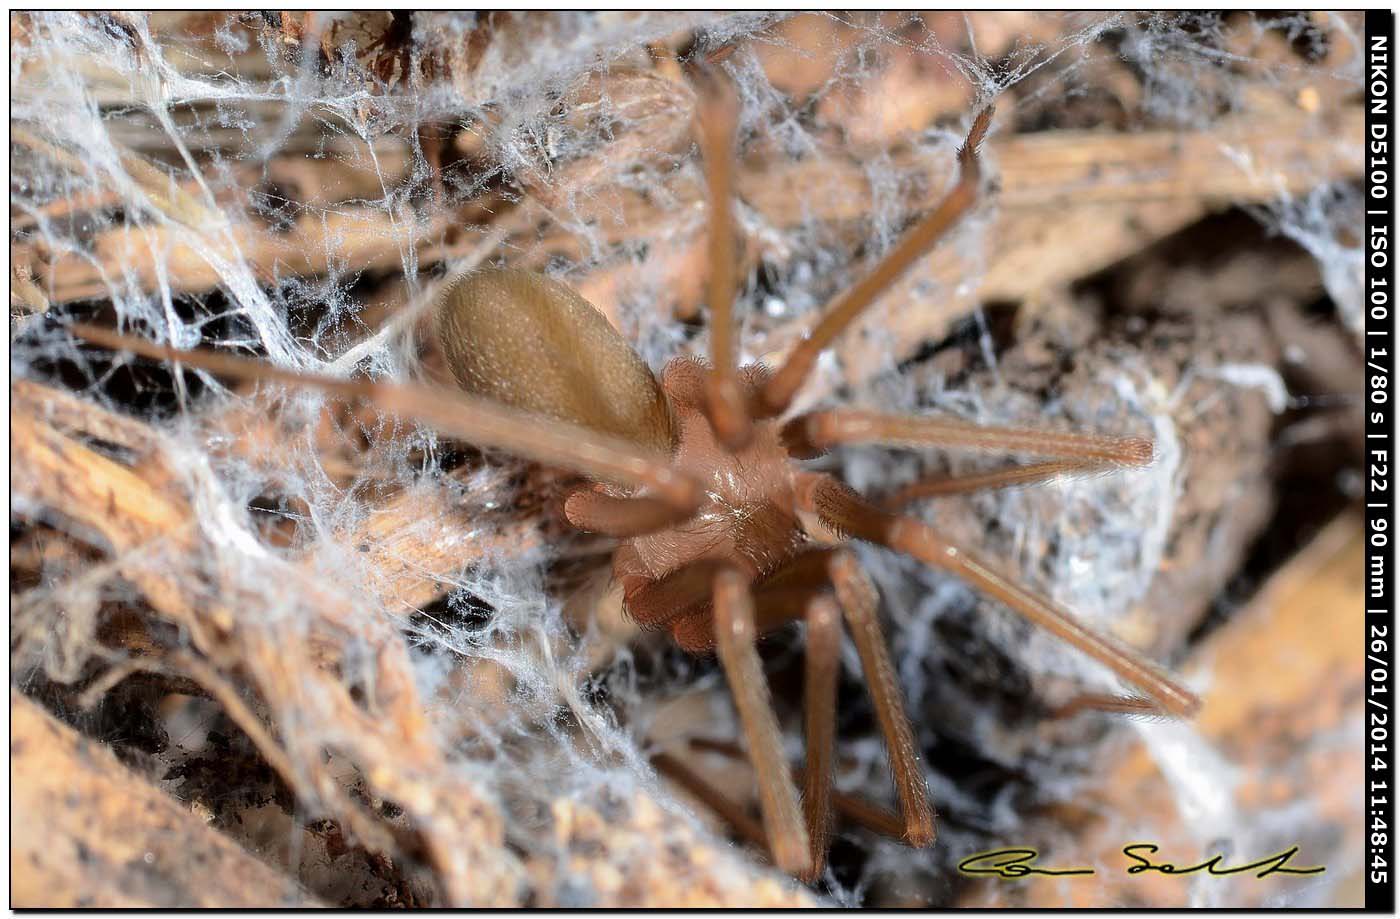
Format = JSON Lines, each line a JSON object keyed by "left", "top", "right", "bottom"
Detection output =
{"left": 689, "top": 738, "right": 928, "bottom": 863}
{"left": 779, "top": 406, "right": 1156, "bottom": 507}
{"left": 799, "top": 593, "right": 841, "bottom": 880}
{"left": 699, "top": 548, "right": 935, "bottom": 874}
{"left": 650, "top": 750, "right": 768, "bottom": 849}
{"left": 1048, "top": 693, "right": 1164, "bottom": 719}
{"left": 711, "top": 567, "right": 811, "bottom": 875}
{"left": 620, "top": 556, "right": 724, "bottom": 632}
{"left": 782, "top": 407, "right": 1154, "bottom": 465}
{"left": 694, "top": 68, "right": 752, "bottom": 451}
{"left": 68, "top": 323, "right": 705, "bottom": 514}
{"left": 827, "top": 550, "right": 936, "bottom": 846}
{"left": 797, "top": 473, "right": 1201, "bottom": 718}
{"left": 563, "top": 488, "right": 700, "bottom": 538}
{"left": 882, "top": 459, "right": 1119, "bottom": 507}
{"left": 757, "top": 106, "right": 995, "bottom": 419}
{"left": 673, "top": 587, "right": 844, "bottom": 882}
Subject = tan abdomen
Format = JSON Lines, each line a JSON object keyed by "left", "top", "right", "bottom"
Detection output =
{"left": 434, "top": 268, "right": 675, "bottom": 455}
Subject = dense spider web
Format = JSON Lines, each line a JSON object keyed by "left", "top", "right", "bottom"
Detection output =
{"left": 10, "top": 11, "right": 1363, "bottom": 907}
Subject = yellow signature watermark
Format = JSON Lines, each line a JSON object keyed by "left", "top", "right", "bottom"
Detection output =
{"left": 958, "top": 844, "right": 1326, "bottom": 880}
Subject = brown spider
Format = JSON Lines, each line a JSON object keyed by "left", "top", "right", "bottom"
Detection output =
{"left": 70, "top": 81, "right": 1199, "bottom": 883}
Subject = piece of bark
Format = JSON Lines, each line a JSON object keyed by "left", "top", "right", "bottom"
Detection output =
{"left": 525, "top": 792, "right": 814, "bottom": 907}
{"left": 21, "top": 104, "right": 1360, "bottom": 312}
{"left": 512, "top": 102, "right": 1360, "bottom": 262}
{"left": 10, "top": 689, "right": 323, "bottom": 908}
{"left": 734, "top": 105, "right": 1361, "bottom": 223}
{"left": 10, "top": 394, "right": 522, "bottom": 906}
{"left": 346, "top": 472, "right": 546, "bottom": 614}
{"left": 12, "top": 378, "right": 157, "bottom": 453}
{"left": 28, "top": 206, "right": 462, "bottom": 306}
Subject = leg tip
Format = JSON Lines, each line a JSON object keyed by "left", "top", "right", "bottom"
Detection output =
{"left": 775, "top": 843, "right": 814, "bottom": 879}
{"left": 904, "top": 815, "right": 937, "bottom": 849}
{"left": 796, "top": 859, "right": 826, "bottom": 885}
{"left": 905, "top": 828, "right": 936, "bottom": 849}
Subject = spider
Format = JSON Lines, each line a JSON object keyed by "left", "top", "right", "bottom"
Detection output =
{"left": 70, "top": 75, "right": 1199, "bottom": 883}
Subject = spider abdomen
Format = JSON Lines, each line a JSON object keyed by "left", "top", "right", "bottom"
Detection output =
{"left": 434, "top": 268, "right": 675, "bottom": 454}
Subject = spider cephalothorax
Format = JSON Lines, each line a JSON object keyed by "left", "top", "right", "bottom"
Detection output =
{"left": 72, "top": 82, "right": 1198, "bottom": 883}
